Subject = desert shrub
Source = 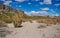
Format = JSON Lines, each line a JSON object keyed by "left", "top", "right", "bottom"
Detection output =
{"left": 38, "top": 25, "right": 46, "bottom": 29}
{"left": 56, "top": 19, "right": 60, "bottom": 23}
{"left": 29, "top": 20, "right": 33, "bottom": 23}
{"left": 0, "top": 14, "right": 12, "bottom": 23}
{"left": 13, "top": 21, "right": 22, "bottom": 28}
{"left": 0, "top": 21, "right": 7, "bottom": 27}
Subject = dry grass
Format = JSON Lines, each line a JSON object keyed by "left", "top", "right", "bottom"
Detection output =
{"left": 37, "top": 18, "right": 60, "bottom": 24}
{"left": 0, "top": 21, "right": 7, "bottom": 27}
{"left": 0, "top": 10, "right": 60, "bottom": 28}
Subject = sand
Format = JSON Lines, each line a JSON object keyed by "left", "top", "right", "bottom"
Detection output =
{"left": 3, "top": 21, "right": 60, "bottom": 38}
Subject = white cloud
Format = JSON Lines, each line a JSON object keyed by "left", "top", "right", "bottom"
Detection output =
{"left": 35, "top": 0, "right": 39, "bottom": 1}
{"left": 54, "top": 4, "right": 60, "bottom": 7}
{"left": 24, "top": 11, "right": 48, "bottom": 16}
{"left": 28, "top": 2, "right": 31, "bottom": 5}
{"left": 44, "top": 0, "right": 52, "bottom": 4}
{"left": 19, "top": 5, "right": 22, "bottom": 7}
{"left": 55, "top": 14, "right": 59, "bottom": 16}
{"left": 24, "top": 11, "right": 30, "bottom": 16}
{"left": 0, "top": 0, "right": 5, "bottom": 1}
{"left": 39, "top": 2, "right": 44, "bottom": 5}
{"left": 56, "top": 0, "right": 60, "bottom": 1}
{"left": 15, "top": 0, "right": 25, "bottom": 2}
{"left": 39, "top": 0, "right": 52, "bottom": 5}
{"left": 24, "top": 10, "right": 57, "bottom": 16}
{"left": 50, "top": 9, "right": 55, "bottom": 13}
{"left": 41, "top": 8, "right": 50, "bottom": 11}
{"left": 4, "top": 1, "right": 12, "bottom": 5}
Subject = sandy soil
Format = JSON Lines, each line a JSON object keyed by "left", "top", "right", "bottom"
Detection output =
{"left": 5, "top": 21, "right": 60, "bottom": 38}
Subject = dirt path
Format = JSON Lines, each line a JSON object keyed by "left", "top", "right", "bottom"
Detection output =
{"left": 6, "top": 21, "right": 60, "bottom": 38}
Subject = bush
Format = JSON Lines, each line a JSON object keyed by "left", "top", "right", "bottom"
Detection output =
{"left": 0, "top": 21, "right": 7, "bottom": 27}
{"left": 0, "top": 14, "right": 12, "bottom": 23}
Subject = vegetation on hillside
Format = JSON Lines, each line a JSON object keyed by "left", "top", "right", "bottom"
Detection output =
{"left": 0, "top": 4, "right": 60, "bottom": 28}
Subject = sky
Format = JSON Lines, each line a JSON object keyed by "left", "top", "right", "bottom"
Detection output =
{"left": 0, "top": 0, "right": 60, "bottom": 16}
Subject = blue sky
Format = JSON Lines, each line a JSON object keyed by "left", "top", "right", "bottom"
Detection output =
{"left": 0, "top": 0, "right": 60, "bottom": 16}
